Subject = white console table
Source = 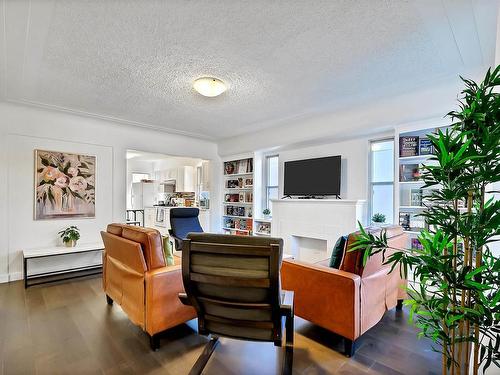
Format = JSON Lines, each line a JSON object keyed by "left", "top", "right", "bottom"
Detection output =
{"left": 23, "top": 242, "right": 104, "bottom": 288}
{"left": 271, "top": 199, "right": 366, "bottom": 263}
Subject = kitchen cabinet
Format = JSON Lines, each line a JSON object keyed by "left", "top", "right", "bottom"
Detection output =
{"left": 153, "top": 166, "right": 194, "bottom": 192}
{"left": 144, "top": 207, "right": 155, "bottom": 228}
{"left": 175, "top": 166, "right": 195, "bottom": 192}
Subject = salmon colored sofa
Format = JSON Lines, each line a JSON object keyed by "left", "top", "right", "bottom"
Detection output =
{"left": 101, "top": 223, "right": 196, "bottom": 350}
{"left": 281, "top": 225, "right": 407, "bottom": 356}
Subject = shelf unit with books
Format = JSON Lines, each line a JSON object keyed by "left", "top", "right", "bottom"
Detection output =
{"left": 395, "top": 119, "right": 450, "bottom": 252}
{"left": 222, "top": 157, "right": 254, "bottom": 236}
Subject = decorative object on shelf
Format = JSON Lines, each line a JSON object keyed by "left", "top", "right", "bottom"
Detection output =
{"left": 352, "top": 67, "right": 500, "bottom": 375}
{"left": 419, "top": 137, "right": 434, "bottom": 155}
{"left": 399, "top": 163, "right": 422, "bottom": 182}
{"left": 399, "top": 136, "right": 419, "bottom": 157}
{"left": 263, "top": 208, "right": 271, "bottom": 219}
{"left": 35, "top": 150, "right": 95, "bottom": 220}
{"left": 244, "top": 178, "right": 253, "bottom": 187}
{"left": 58, "top": 225, "right": 80, "bottom": 247}
{"left": 371, "top": 213, "right": 386, "bottom": 225}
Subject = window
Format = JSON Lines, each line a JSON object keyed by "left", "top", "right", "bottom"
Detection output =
{"left": 265, "top": 155, "right": 279, "bottom": 213}
{"left": 370, "top": 140, "right": 394, "bottom": 224}
{"left": 132, "top": 173, "right": 150, "bottom": 183}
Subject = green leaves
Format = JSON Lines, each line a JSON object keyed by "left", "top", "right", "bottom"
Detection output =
{"left": 351, "top": 65, "right": 500, "bottom": 372}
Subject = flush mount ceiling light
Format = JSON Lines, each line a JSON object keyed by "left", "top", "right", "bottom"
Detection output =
{"left": 193, "top": 77, "right": 227, "bottom": 97}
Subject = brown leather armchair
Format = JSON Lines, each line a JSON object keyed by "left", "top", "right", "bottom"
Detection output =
{"left": 101, "top": 223, "right": 196, "bottom": 350}
{"left": 281, "top": 225, "right": 407, "bottom": 357}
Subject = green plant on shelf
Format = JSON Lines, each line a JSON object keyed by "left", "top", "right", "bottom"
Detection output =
{"left": 262, "top": 208, "right": 271, "bottom": 217}
{"left": 351, "top": 66, "right": 500, "bottom": 375}
{"left": 371, "top": 213, "right": 386, "bottom": 224}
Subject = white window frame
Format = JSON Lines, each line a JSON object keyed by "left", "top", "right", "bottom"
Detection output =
{"left": 263, "top": 155, "right": 279, "bottom": 211}
{"left": 368, "top": 138, "right": 395, "bottom": 224}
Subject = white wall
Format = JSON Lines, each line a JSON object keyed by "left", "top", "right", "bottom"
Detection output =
{"left": 0, "top": 102, "right": 221, "bottom": 282}
{"left": 277, "top": 137, "right": 372, "bottom": 201}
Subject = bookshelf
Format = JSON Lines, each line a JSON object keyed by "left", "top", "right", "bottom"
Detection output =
{"left": 396, "top": 122, "right": 449, "bottom": 249}
{"left": 222, "top": 157, "right": 254, "bottom": 236}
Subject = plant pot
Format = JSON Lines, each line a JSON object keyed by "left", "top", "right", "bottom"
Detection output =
{"left": 64, "top": 240, "right": 77, "bottom": 247}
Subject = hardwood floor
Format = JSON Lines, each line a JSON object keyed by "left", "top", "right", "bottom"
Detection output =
{"left": 0, "top": 276, "right": 441, "bottom": 374}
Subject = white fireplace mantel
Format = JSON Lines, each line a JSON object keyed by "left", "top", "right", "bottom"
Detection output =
{"left": 270, "top": 199, "right": 366, "bottom": 263}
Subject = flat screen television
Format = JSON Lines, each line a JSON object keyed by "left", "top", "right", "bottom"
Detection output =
{"left": 283, "top": 155, "right": 341, "bottom": 196}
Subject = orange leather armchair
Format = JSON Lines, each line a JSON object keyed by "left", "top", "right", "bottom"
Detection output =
{"left": 281, "top": 225, "right": 407, "bottom": 357}
{"left": 101, "top": 223, "right": 196, "bottom": 350}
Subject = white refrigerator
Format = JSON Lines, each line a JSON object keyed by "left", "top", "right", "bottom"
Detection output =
{"left": 131, "top": 182, "right": 155, "bottom": 209}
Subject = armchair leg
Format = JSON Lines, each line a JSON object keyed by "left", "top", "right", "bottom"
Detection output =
{"left": 285, "top": 313, "right": 294, "bottom": 347}
{"left": 396, "top": 299, "right": 404, "bottom": 311}
{"left": 344, "top": 339, "right": 356, "bottom": 357}
{"left": 150, "top": 334, "right": 160, "bottom": 351}
{"left": 282, "top": 312, "right": 294, "bottom": 375}
{"left": 189, "top": 336, "right": 219, "bottom": 375}
{"left": 106, "top": 295, "right": 113, "bottom": 305}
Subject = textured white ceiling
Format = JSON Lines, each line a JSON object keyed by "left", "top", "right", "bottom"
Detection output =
{"left": 1, "top": 0, "right": 498, "bottom": 140}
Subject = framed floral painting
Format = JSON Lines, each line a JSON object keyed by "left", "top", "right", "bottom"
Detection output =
{"left": 34, "top": 150, "right": 96, "bottom": 220}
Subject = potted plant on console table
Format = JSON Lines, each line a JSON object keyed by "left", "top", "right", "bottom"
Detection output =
{"left": 59, "top": 225, "right": 81, "bottom": 247}
{"left": 352, "top": 67, "right": 500, "bottom": 375}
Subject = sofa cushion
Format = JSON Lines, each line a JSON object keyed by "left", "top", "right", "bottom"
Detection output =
{"left": 329, "top": 235, "right": 347, "bottom": 269}
{"left": 121, "top": 226, "right": 166, "bottom": 270}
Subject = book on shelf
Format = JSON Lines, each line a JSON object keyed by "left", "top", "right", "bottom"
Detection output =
{"left": 245, "top": 191, "right": 253, "bottom": 203}
{"left": 257, "top": 222, "right": 271, "bottom": 235}
{"left": 399, "top": 136, "right": 419, "bottom": 157}
{"left": 224, "top": 158, "right": 253, "bottom": 175}
{"left": 410, "top": 188, "right": 423, "bottom": 206}
{"left": 399, "top": 212, "right": 411, "bottom": 230}
{"left": 224, "top": 161, "right": 238, "bottom": 175}
{"left": 244, "top": 177, "right": 253, "bottom": 187}
{"left": 238, "top": 159, "right": 248, "bottom": 174}
{"left": 399, "top": 163, "right": 422, "bottom": 182}
{"left": 224, "top": 193, "right": 239, "bottom": 203}
{"left": 225, "top": 205, "right": 246, "bottom": 217}
{"left": 419, "top": 138, "right": 434, "bottom": 155}
{"left": 411, "top": 238, "right": 423, "bottom": 250}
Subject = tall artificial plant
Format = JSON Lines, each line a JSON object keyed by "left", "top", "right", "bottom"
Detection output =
{"left": 352, "top": 66, "right": 499, "bottom": 374}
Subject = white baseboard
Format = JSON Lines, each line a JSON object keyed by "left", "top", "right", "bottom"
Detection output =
{"left": 9, "top": 272, "right": 23, "bottom": 282}
{"left": 0, "top": 272, "right": 24, "bottom": 283}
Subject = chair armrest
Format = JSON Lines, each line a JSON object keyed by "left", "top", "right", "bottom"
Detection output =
{"left": 280, "top": 290, "right": 294, "bottom": 314}
{"left": 144, "top": 265, "right": 196, "bottom": 335}
{"left": 281, "top": 259, "right": 361, "bottom": 340}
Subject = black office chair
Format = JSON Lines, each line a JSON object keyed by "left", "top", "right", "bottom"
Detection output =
{"left": 179, "top": 233, "right": 294, "bottom": 375}
{"left": 168, "top": 208, "right": 203, "bottom": 251}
